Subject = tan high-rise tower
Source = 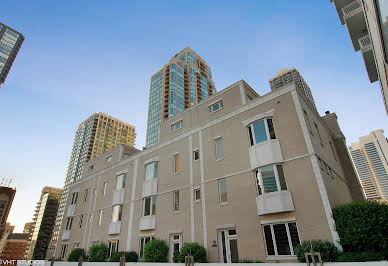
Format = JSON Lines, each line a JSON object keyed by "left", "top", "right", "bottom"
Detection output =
{"left": 146, "top": 47, "right": 215, "bottom": 147}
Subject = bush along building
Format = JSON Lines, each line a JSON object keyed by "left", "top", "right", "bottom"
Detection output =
{"left": 55, "top": 70, "right": 364, "bottom": 262}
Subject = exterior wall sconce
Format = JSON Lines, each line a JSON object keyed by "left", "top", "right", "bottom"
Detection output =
{"left": 211, "top": 240, "right": 217, "bottom": 247}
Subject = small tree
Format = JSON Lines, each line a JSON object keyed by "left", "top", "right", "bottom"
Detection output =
{"left": 177, "top": 242, "right": 207, "bottom": 263}
{"left": 67, "top": 248, "right": 85, "bottom": 262}
{"left": 295, "top": 240, "right": 339, "bottom": 262}
{"left": 143, "top": 239, "right": 169, "bottom": 262}
{"left": 88, "top": 242, "right": 108, "bottom": 262}
{"left": 109, "top": 251, "right": 138, "bottom": 262}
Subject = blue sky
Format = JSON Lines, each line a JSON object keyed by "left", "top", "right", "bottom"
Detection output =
{"left": 1, "top": 0, "right": 387, "bottom": 232}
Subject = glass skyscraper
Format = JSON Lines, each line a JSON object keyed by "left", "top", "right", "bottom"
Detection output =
{"left": 146, "top": 47, "right": 215, "bottom": 147}
{"left": 0, "top": 22, "right": 24, "bottom": 88}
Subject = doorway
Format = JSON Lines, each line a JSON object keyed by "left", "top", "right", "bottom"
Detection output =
{"left": 218, "top": 228, "right": 239, "bottom": 263}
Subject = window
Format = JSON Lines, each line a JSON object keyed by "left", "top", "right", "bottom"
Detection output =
{"left": 112, "top": 205, "right": 122, "bottom": 222}
{"left": 248, "top": 118, "right": 276, "bottom": 146}
{"left": 65, "top": 217, "right": 73, "bottom": 230}
{"left": 105, "top": 155, "right": 112, "bottom": 163}
{"left": 303, "top": 110, "right": 313, "bottom": 135}
{"left": 209, "top": 100, "right": 223, "bottom": 114}
{"left": 70, "top": 192, "right": 78, "bottom": 204}
{"left": 314, "top": 122, "right": 323, "bottom": 145}
{"left": 215, "top": 137, "right": 224, "bottom": 160}
{"left": 170, "top": 234, "right": 182, "bottom": 259}
{"left": 98, "top": 210, "right": 103, "bottom": 226}
{"left": 329, "top": 141, "right": 337, "bottom": 161}
{"left": 84, "top": 189, "right": 88, "bottom": 202}
{"left": 174, "top": 154, "right": 180, "bottom": 173}
{"left": 60, "top": 244, "right": 67, "bottom": 259}
{"left": 116, "top": 174, "right": 126, "bottom": 190}
{"left": 263, "top": 222, "right": 300, "bottom": 256}
{"left": 173, "top": 191, "right": 180, "bottom": 212}
{"left": 102, "top": 182, "right": 107, "bottom": 196}
{"left": 108, "top": 240, "right": 119, "bottom": 257}
{"left": 256, "top": 165, "right": 287, "bottom": 195}
{"left": 171, "top": 120, "right": 183, "bottom": 131}
{"left": 79, "top": 214, "right": 83, "bottom": 229}
{"left": 73, "top": 242, "right": 79, "bottom": 249}
{"left": 194, "top": 188, "right": 201, "bottom": 202}
{"left": 143, "top": 196, "right": 157, "bottom": 216}
{"left": 219, "top": 178, "right": 228, "bottom": 203}
{"left": 139, "top": 236, "right": 154, "bottom": 258}
{"left": 89, "top": 164, "right": 94, "bottom": 171}
{"left": 193, "top": 150, "right": 199, "bottom": 161}
{"left": 145, "top": 162, "right": 158, "bottom": 181}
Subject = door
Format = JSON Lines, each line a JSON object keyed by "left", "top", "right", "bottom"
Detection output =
{"left": 169, "top": 234, "right": 182, "bottom": 262}
{"left": 218, "top": 229, "right": 239, "bottom": 263}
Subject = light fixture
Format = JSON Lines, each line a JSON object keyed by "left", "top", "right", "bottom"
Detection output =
{"left": 211, "top": 240, "right": 217, "bottom": 247}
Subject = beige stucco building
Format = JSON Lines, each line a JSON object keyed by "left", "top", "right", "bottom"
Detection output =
{"left": 55, "top": 75, "right": 363, "bottom": 262}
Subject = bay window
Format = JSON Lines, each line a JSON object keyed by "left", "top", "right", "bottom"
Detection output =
{"left": 256, "top": 165, "right": 287, "bottom": 195}
{"left": 145, "top": 162, "right": 158, "bottom": 182}
{"left": 248, "top": 118, "right": 276, "bottom": 146}
{"left": 143, "top": 196, "right": 157, "bottom": 216}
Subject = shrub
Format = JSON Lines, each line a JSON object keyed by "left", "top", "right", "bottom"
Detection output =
{"left": 176, "top": 242, "right": 207, "bottom": 263}
{"left": 295, "top": 240, "right": 339, "bottom": 262}
{"left": 88, "top": 242, "right": 108, "bottom": 262}
{"left": 109, "top": 251, "right": 138, "bottom": 262}
{"left": 143, "top": 239, "right": 169, "bottom": 262}
{"left": 173, "top": 250, "right": 180, "bottom": 263}
{"left": 67, "top": 248, "right": 85, "bottom": 262}
{"left": 336, "top": 251, "right": 385, "bottom": 262}
{"left": 332, "top": 201, "right": 388, "bottom": 253}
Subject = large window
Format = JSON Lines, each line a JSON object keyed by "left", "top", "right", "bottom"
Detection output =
{"left": 173, "top": 191, "right": 180, "bottom": 212}
{"left": 256, "top": 165, "right": 287, "bottom": 195}
{"left": 60, "top": 244, "right": 68, "bottom": 259}
{"left": 219, "top": 178, "right": 228, "bottom": 203}
{"left": 70, "top": 192, "right": 78, "bottom": 204}
{"left": 108, "top": 240, "right": 119, "bottom": 257}
{"left": 139, "top": 236, "right": 154, "bottom": 258}
{"left": 65, "top": 217, "right": 73, "bottom": 230}
{"left": 215, "top": 137, "right": 224, "bottom": 160}
{"left": 376, "top": 0, "right": 388, "bottom": 62}
{"left": 145, "top": 162, "right": 158, "bottom": 182}
{"left": 171, "top": 120, "right": 183, "bottom": 131}
{"left": 112, "top": 205, "right": 122, "bottom": 222}
{"left": 263, "top": 222, "right": 300, "bottom": 256}
{"left": 143, "top": 196, "right": 157, "bottom": 216}
{"left": 248, "top": 118, "right": 276, "bottom": 146}
{"left": 116, "top": 173, "right": 126, "bottom": 190}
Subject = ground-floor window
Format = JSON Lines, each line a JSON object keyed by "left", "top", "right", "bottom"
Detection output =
{"left": 60, "top": 244, "right": 68, "bottom": 259}
{"left": 108, "top": 240, "right": 119, "bottom": 257}
{"left": 262, "top": 222, "right": 300, "bottom": 256}
{"left": 139, "top": 236, "right": 154, "bottom": 258}
{"left": 218, "top": 228, "right": 239, "bottom": 263}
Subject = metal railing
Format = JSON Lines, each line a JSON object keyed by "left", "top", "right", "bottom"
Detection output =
{"left": 358, "top": 35, "right": 372, "bottom": 50}
{"left": 342, "top": 0, "right": 362, "bottom": 17}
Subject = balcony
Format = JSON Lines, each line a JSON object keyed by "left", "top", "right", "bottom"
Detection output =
{"left": 61, "top": 230, "right": 70, "bottom": 240}
{"left": 142, "top": 179, "right": 158, "bottom": 198}
{"left": 66, "top": 204, "right": 75, "bottom": 217}
{"left": 256, "top": 191, "right": 294, "bottom": 215}
{"left": 108, "top": 221, "right": 121, "bottom": 235}
{"left": 112, "top": 189, "right": 125, "bottom": 206}
{"left": 341, "top": 0, "right": 367, "bottom": 51}
{"left": 358, "top": 35, "right": 378, "bottom": 82}
{"left": 249, "top": 139, "right": 283, "bottom": 169}
{"left": 139, "top": 215, "right": 156, "bottom": 231}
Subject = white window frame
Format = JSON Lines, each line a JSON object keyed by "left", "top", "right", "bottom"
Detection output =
{"left": 145, "top": 161, "right": 158, "bottom": 182}
{"left": 65, "top": 217, "right": 73, "bottom": 230}
{"left": 173, "top": 190, "right": 180, "bottom": 212}
{"left": 193, "top": 149, "right": 199, "bottom": 161}
{"left": 70, "top": 192, "right": 78, "bottom": 204}
{"left": 262, "top": 222, "right": 300, "bottom": 257}
{"left": 115, "top": 173, "right": 126, "bottom": 190}
{"left": 208, "top": 100, "right": 224, "bottom": 114}
{"left": 105, "top": 155, "right": 112, "bottom": 164}
{"left": 171, "top": 120, "right": 183, "bottom": 131}
{"left": 255, "top": 164, "right": 288, "bottom": 195}
{"left": 108, "top": 239, "right": 119, "bottom": 257}
{"left": 60, "top": 244, "right": 68, "bottom": 259}
{"left": 218, "top": 178, "right": 228, "bottom": 204}
{"left": 143, "top": 196, "right": 156, "bottom": 217}
{"left": 73, "top": 242, "right": 79, "bottom": 249}
{"left": 112, "top": 205, "right": 122, "bottom": 222}
{"left": 169, "top": 233, "right": 182, "bottom": 262}
{"left": 139, "top": 236, "right": 155, "bottom": 258}
{"left": 194, "top": 188, "right": 201, "bottom": 202}
{"left": 215, "top": 137, "right": 224, "bottom": 160}
{"left": 102, "top": 182, "right": 107, "bottom": 196}
{"left": 248, "top": 118, "right": 276, "bottom": 146}
{"left": 173, "top": 153, "right": 180, "bottom": 173}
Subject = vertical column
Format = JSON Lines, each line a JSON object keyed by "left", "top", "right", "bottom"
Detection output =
{"left": 126, "top": 159, "right": 138, "bottom": 250}
{"left": 199, "top": 130, "right": 208, "bottom": 250}
{"left": 189, "top": 135, "right": 195, "bottom": 242}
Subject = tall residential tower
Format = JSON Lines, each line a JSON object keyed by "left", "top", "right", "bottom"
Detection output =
{"left": 0, "top": 22, "right": 24, "bottom": 88}
{"left": 146, "top": 47, "right": 215, "bottom": 147}
{"left": 349, "top": 129, "right": 388, "bottom": 201}
{"left": 47, "top": 113, "right": 136, "bottom": 258}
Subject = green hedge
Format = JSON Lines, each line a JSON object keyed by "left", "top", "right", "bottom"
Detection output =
{"left": 332, "top": 201, "right": 388, "bottom": 253}
{"left": 88, "top": 242, "right": 108, "bottom": 262}
{"left": 336, "top": 251, "right": 385, "bottom": 262}
{"left": 176, "top": 242, "right": 207, "bottom": 263}
{"left": 109, "top": 251, "right": 138, "bottom": 262}
{"left": 67, "top": 248, "right": 85, "bottom": 262}
{"left": 143, "top": 239, "right": 169, "bottom": 262}
{"left": 295, "top": 240, "right": 339, "bottom": 262}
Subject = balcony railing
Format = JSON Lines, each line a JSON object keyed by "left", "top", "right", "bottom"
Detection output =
{"left": 342, "top": 0, "right": 362, "bottom": 17}
{"left": 358, "top": 35, "right": 371, "bottom": 51}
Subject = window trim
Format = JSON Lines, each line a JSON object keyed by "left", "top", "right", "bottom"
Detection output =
{"left": 218, "top": 178, "right": 228, "bottom": 204}
{"left": 102, "top": 182, "right": 107, "bottom": 197}
{"left": 255, "top": 164, "right": 288, "bottom": 195}
{"left": 173, "top": 190, "right": 180, "bottom": 212}
{"left": 193, "top": 149, "right": 199, "bottom": 162}
{"left": 248, "top": 118, "right": 276, "bottom": 146}
{"left": 171, "top": 120, "right": 183, "bottom": 132}
{"left": 262, "top": 222, "right": 300, "bottom": 258}
{"left": 143, "top": 196, "right": 157, "bottom": 217}
{"left": 194, "top": 188, "right": 201, "bottom": 202}
{"left": 97, "top": 209, "right": 103, "bottom": 226}
{"left": 208, "top": 100, "right": 224, "bottom": 114}
{"left": 215, "top": 137, "right": 224, "bottom": 161}
{"left": 173, "top": 153, "right": 180, "bottom": 173}
{"left": 105, "top": 155, "right": 112, "bottom": 164}
{"left": 139, "top": 236, "right": 155, "bottom": 258}
{"left": 145, "top": 161, "right": 158, "bottom": 182}
{"left": 112, "top": 205, "right": 123, "bottom": 222}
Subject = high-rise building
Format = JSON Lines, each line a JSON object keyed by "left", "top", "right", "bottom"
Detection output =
{"left": 1, "top": 233, "right": 29, "bottom": 261}
{"left": 26, "top": 187, "right": 62, "bottom": 260}
{"left": 0, "top": 187, "right": 16, "bottom": 240}
{"left": 47, "top": 113, "right": 136, "bottom": 259}
{"left": 329, "top": 0, "right": 388, "bottom": 114}
{"left": 0, "top": 22, "right": 24, "bottom": 88}
{"left": 269, "top": 67, "right": 316, "bottom": 108}
{"left": 0, "top": 223, "right": 15, "bottom": 255}
{"left": 146, "top": 47, "right": 215, "bottom": 147}
{"left": 23, "top": 222, "right": 34, "bottom": 236}
{"left": 55, "top": 75, "right": 363, "bottom": 262}
{"left": 349, "top": 129, "right": 388, "bottom": 201}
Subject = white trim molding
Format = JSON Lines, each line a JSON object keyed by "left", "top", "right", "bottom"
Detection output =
{"left": 144, "top": 156, "right": 160, "bottom": 165}
{"left": 115, "top": 169, "right": 128, "bottom": 176}
{"left": 242, "top": 109, "right": 276, "bottom": 127}
{"left": 215, "top": 224, "right": 236, "bottom": 230}
{"left": 260, "top": 217, "right": 296, "bottom": 225}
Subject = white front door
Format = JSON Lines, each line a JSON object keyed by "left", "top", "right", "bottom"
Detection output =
{"left": 218, "top": 229, "right": 239, "bottom": 263}
{"left": 169, "top": 234, "right": 182, "bottom": 262}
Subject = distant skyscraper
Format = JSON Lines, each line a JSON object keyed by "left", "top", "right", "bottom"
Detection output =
{"left": 269, "top": 67, "right": 316, "bottom": 108}
{"left": 0, "top": 22, "right": 24, "bottom": 88}
{"left": 26, "top": 187, "right": 62, "bottom": 260}
{"left": 349, "top": 130, "right": 388, "bottom": 201}
{"left": 0, "top": 187, "right": 16, "bottom": 240}
{"left": 47, "top": 113, "right": 136, "bottom": 258}
{"left": 146, "top": 47, "right": 215, "bottom": 147}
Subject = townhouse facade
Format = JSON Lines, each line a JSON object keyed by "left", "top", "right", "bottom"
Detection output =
{"left": 55, "top": 79, "right": 363, "bottom": 262}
